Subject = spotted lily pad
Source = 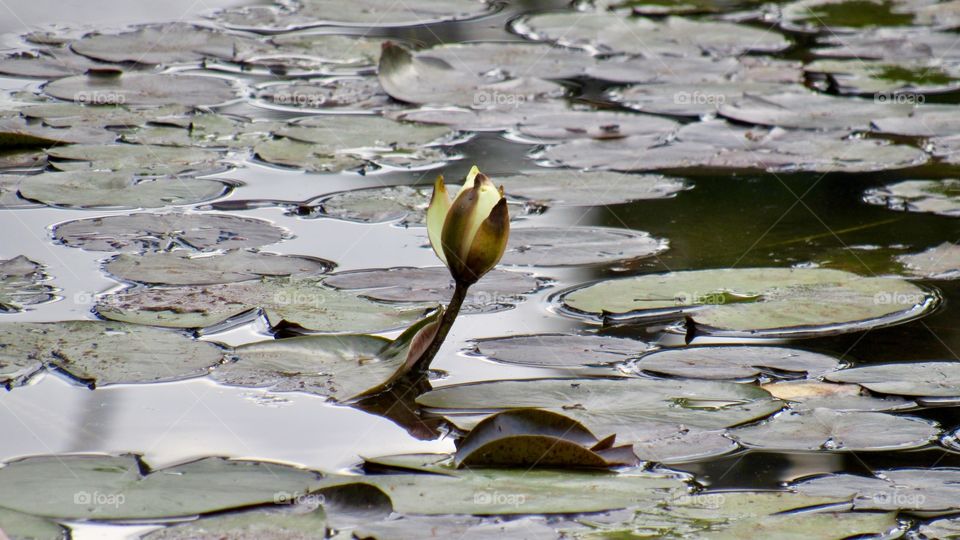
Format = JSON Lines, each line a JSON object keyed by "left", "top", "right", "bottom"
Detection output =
{"left": 47, "top": 144, "right": 224, "bottom": 175}
{"left": 0, "top": 256, "right": 54, "bottom": 312}
{"left": 729, "top": 408, "right": 938, "bottom": 451}
{"left": 632, "top": 346, "right": 842, "bottom": 380}
{"left": 795, "top": 468, "right": 960, "bottom": 512}
{"left": 143, "top": 506, "right": 327, "bottom": 540}
{"left": 473, "top": 334, "right": 650, "bottom": 368}
{"left": 0, "top": 454, "right": 323, "bottom": 520}
{"left": 515, "top": 13, "right": 789, "bottom": 56}
{"left": 418, "top": 377, "right": 783, "bottom": 431}
{"left": 44, "top": 72, "right": 238, "bottom": 107}
{"left": 217, "top": 307, "right": 440, "bottom": 401}
{"left": 825, "top": 361, "right": 960, "bottom": 397}
{"left": 96, "top": 276, "right": 431, "bottom": 332}
{"left": 104, "top": 250, "right": 333, "bottom": 285}
{"left": 54, "top": 212, "right": 287, "bottom": 252}
{"left": 323, "top": 267, "right": 541, "bottom": 304}
{"left": 897, "top": 243, "right": 960, "bottom": 279}
{"left": 561, "top": 267, "right": 935, "bottom": 337}
{"left": 18, "top": 170, "right": 233, "bottom": 209}
{"left": 0, "top": 321, "right": 224, "bottom": 388}
{"left": 416, "top": 42, "right": 597, "bottom": 79}
{"left": 863, "top": 179, "right": 960, "bottom": 217}
{"left": 502, "top": 226, "right": 667, "bottom": 266}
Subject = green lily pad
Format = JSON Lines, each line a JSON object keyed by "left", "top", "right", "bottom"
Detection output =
{"left": 217, "top": 308, "right": 440, "bottom": 401}
{"left": 503, "top": 171, "right": 689, "bottom": 208}
{"left": 104, "top": 250, "right": 333, "bottom": 285}
{"left": 795, "top": 468, "right": 960, "bottom": 512}
{"left": 0, "top": 48, "right": 104, "bottom": 78}
{"left": 718, "top": 90, "right": 913, "bottom": 130}
{"left": 255, "top": 33, "right": 386, "bottom": 74}
{"left": 0, "top": 320, "right": 224, "bottom": 388}
{"left": 813, "top": 26, "right": 960, "bottom": 60}
{"left": 511, "top": 109, "right": 680, "bottom": 142}
{"left": 312, "top": 184, "right": 432, "bottom": 224}
{"left": 762, "top": 381, "right": 916, "bottom": 411}
{"left": 729, "top": 408, "right": 938, "bottom": 451}
{"left": 19, "top": 103, "right": 189, "bottom": 129}
{"left": 378, "top": 43, "right": 564, "bottom": 108}
{"left": 122, "top": 114, "right": 280, "bottom": 149}
{"left": 870, "top": 105, "right": 960, "bottom": 137}
{"left": 254, "top": 138, "right": 366, "bottom": 173}
{"left": 0, "top": 175, "right": 42, "bottom": 208}
{"left": 355, "top": 515, "right": 560, "bottom": 540}
{"left": 502, "top": 226, "right": 667, "bottom": 267}
{"left": 806, "top": 58, "right": 960, "bottom": 94}
{"left": 0, "top": 116, "right": 115, "bottom": 148}
{"left": 96, "top": 276, "right": 431, "bottom": 332}
{"left": 323, "top": 267, "right": 540, "bottom": 304}
{"left": 0, "top": 149, "right": 47, "bottom": 171}
{"left": 630, "top": 425, "right": 737, "bottom": 464}
{"left": 588, "top": 55, "right": 803, "bottom": 85}
{"left": 44, "top": 72, "right": 238, "bottom": 107}
{"left": 779, "top": 0, "right": 952, "bottom": 32}
{"left": 863, "top": 179, "right": 960, "bottom": 217}
{"left": 47, "top": 144, "right": 224, "bottom": 175}
{"left": 18, "top": 170, "right": 233, "bottom": 209}
{"left": 610, "top": 82, "right": 799, "bottom": 118}
{"left": 825, "top": 361, "right": 960, "bottom": 397}
{"left": 561, "top": 267, "right": 936, "bottom": 337}
{"left": 0, "top": 454, "right": 323, "bottom": 520}
{"left": 416, "top": 42, "right": 597, "bottom": 79}
{"left": 54, "top": 212, "right": 287, "bottom": 252}
{"left": 0, "top": 256, "right": 54, "bottom": 313}
{"left": 897, "top": 243, "right": 960, "bottom": 279}
{"left": 473, "top": 333, "right": 649, "bottom": 368}
{"left": 516, "top": 13, "right": 788, "bottom": 56}
{"left": 70, "top": 23, "right": 244, "bottom": 64}
{"left": 418, "top": 377, "right": 783, "bottom": 430}
{"left": 142, "top": 506, "right": 327, "bottom": 540}
{"left": 698, "top": 511, "right": 899, "bottom": 540}
{"left": 916, "top": 516, "right": 960, "bottom": 539}
{"left": 632, "top": 346, "right": 841, "bottom": 380}
{"left": 0, "top": 507, "right": 66, "bottom": 540}
{"left": 215, "top": 0, "right": 491, "bottom": 31}
{"left": 256, "top": 78, "right": 397, "bottom": 112}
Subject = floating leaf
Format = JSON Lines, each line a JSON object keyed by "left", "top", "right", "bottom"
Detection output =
{"left": 632, "top": 346, "right": 841, "bottom": 380}
{"left": 96, "top": 276, "right": 430, "bottom": 332}
{"left": 0, "top": 454, "right": 322, "bottom": 520}
{"left": 323, "top": 267, "right": 540, "bottom": 304}
{"left": 47, "top": 144, "right": 224, "bottom": 175}
{"left": 916, "top": 516, "right": 960, "bottom": 539}
{"left": 0, "top": 175, "right": 42, "bottom": 208}
{"left": 143, "top": 506, "right": 327, "bottom": 540}
{"left": 698, "top": 511, "right": 899, "bottom": 540}
{"left": 630, "top": 425, "right": 737, "bottom": 464}
{"left": 762, "top": 381, "right": 915, "bottom": 411}
{"left": 355, "top": 515, "right": 560, "bottom": 540}
{"left": 0, "top": 256, "right": 54, "bottom": 312}
{"left": 217, "top": 308, "right": 441, "bottom": 401}
{"left": 863, "top": 179, "right": 960, "bottom": 218}
{"left": 20, "top": 102, "right": 188, "bottom": 129}
{"left": 256, "top": 78, "right": 397, "bottom": 112}
{"left": 813, "top": 26, "right": 960, "bottom": 61}
{"left": 778, "top": 0, "right": 955, "bottom": 33}
{"left": 0, "top": 320, "right": 224, "bottom": 388}
{"left": 795, "top": 468, "right": 960, "bottom": 512}
{"left": 416, "top": 42, "right": 597, "bottom": 79}
{"left": 0, "top": 48, "right": 104, "bottom": 78}
{"left": 253, "top": 33, "right": 386, "bottom": 74}
{"left": 897, "top": 243, "right": 960, "bottom": 279}
{"left": 18, "top": 170, "right": 232, "bottom": 209}
{"left": 0, "top": 507, "right": 66, "bottom": 540}
{"left": 871, "top": 106, "right": 960, "bottom": 137}
{"left": 54, "top": 212, "right": 287, "bottom": 252}
{"left": 313, "top": 184, "right": 432, "bottom": 224}
{"left": 806, "top": 58, "right": 960, "bottom": 94}
{"left": 105, "top": 250, "right": 333, "bottom": 285}
{"left": 718, "top": 90, "right": 913, "bottom": 130}
{"left": 503, "top": 171, "right": 689, "bottom": 208}
{"left": 588, "top": 55, "right": 803, "bottom": 85}
{"left": 729, "top": 408, "right": 938, "bottom": 451}
{"left": 474, "top": 333, "right": 649, "bottom": 368}
{"left": 511, "top": 109, "right": 680, "bottom": 142}
{"left": 418, "top": 377, "right": 783, "bottom": 431}
{"left": 561, "top": 267, "right": 936, "bottom": 337}
{"left": 122, "top": 113, "right": 279, "bottom": 149}
{"left": 70, "top": 23, "right": 244, "bottom": 64}
{"left": 610, "top": 82, "right": 799, "bottom": 118}
{"left": 44, "top": 72, "right": 238, "bottom": 107}
{"left": 502, "top": 226, "right": 667, "bottom": 267}
{"left": 825, "top": 361, "right": 960, "bottom": 397}
{"left": 0, "top": 116, "right": 115, "bottom": 147}
{"left": 0, "top": 149, "right": 46, "bottom": 171}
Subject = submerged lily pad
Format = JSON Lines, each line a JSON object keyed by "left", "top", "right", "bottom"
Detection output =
{"left": 0, "top": 321, "right": 224, "bottom": 388}
{"left": 418, "top": 377, "right": 783, "bottom": 431}
{"left": 0, "top": 256, "right": 54, "bottom": 312}
{"left": 515, "top": 13, "right": 789, "bottom": 56}
{"left": 502, "top": 226, "right": 667, "bottom": 267}
{"left": 825, "top": 361, "right": 960, "bottom": 397}
{"left": 897, "top": 243, "right": 960, "bottom": 279}
{"left": 474, "top": 334, "right": 649, "bottom": 368}
{"left": 729, "top": 408, "right": 938, "bottom": 451}
{"left": 96, "top": 277, "right": 431, "bottom": 332}
{"left": 795, "top": 468, "right": 960, "bottom": 512}
{"left": 561, "top": 267, "right": 935, "bottom": 337}
{"left": 778, "top": 0, "right": 958, "bottom": 32}
{"left": 632, "top": 346, "right": 841, "bottom": 380}
{"left": 143, "top": 506, "right": 327, "bottom": 540}
{"left": 18, "top": 170, "right": 232, "bottom": 209}
{"left": 105, "top": 250, "right": 333, "bottom": 285}
{"left": 47, "top": 144, "right": 224, "bottom": 175}
{"left": 323, "top": 267, "right": 541, "bottom": 304}
{"left": 54, "top": 212, "right": 287, "bottom": 252}
{"left": 44, "top": 72, "right": 238, "bottom": 107}
{"left": 71, "top": 23, "right": 244, "bottom": 64}
{"left": 863, "top": 179, "right": 960, "bottom": 217}
{"left": 0, "top": 454, "right": 322, "bottom": 520}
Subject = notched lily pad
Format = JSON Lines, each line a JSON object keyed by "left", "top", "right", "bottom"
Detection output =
{"left": 105, "top": 250, "right": 333, "bottom": 285}
{"left": 825, "top": 361, "right": 960, "bottom": 397}
{"left": 18, "top": 170, "right": 233, "bottom": 209}
{"left": 503, "top": 226, "right": 667, "bottom": 267}
{"left": 561, "top": 267, "right": 936, "bottom": 338}
{"left": 54, "top": 212, "right": 287, "bottom": 252}
{"left": 863, "top": 179, "right": 960, "bottom": 218}
{"left": 631, "top": 346, "right": 842, "bottom": 381}
{"left": 44, "top": 72, "right": 238, "bottom": 107}
{"left": 473, "top": 333, "right": 649, "bottom": 368}
{"left": 0, "top": 255, "right": 55, "bottom": 312}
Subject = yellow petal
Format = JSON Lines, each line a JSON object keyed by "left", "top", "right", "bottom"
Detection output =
{"left": 426, "top": 174, "right": 451, "bottom": 265}
{"left": 453, "top": 165, "right": 481, "bottom": 200}
{"left": 441, "top": 179, "right": 481, "bottom": 279}
{"left": 463, "top": 197, "right": 510, "bottom": 284}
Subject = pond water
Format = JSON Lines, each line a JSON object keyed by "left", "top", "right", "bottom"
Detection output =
{"left": 0, "top": 0, "right": 959, "bottom": 538}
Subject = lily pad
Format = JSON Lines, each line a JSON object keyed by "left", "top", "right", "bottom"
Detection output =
{"left": 825, "top": 361, "right": 960, "bottom": 397}
{"left": 96, "top": 276, "right": 431, "bottom": 332}
{"left": 256, "top": 78, "right": 397, "bottom": 112}
{"left": 502, "top": 171, "right": 689, "bottom": 208}
{"left": 44, "top": 72, "right": 238, "bottom": 107}
{"left": 473, "top": 333, "right": 649, "bottom": 368}
{"left": 762, "top": 381, "right": 915, "bottom": 411}
{"left": 253, "top": 33, "right": 386, "bottom": 74}
{"left": 698, "top": 511, "right": 900, "bottom": 540}
{"left": 863, "top": 179, "right": 960, "bottom": 217}
{"left": 630, "top": 425, "right": 738, "bottom": 464}
{"left": 454, "top": 409, "right": 638, "bottom": 468}
{"left": 806, "top": 58, "right": 960, "bottom": 94}
{"left": 515, "top": 13, "right": 789, "bottom": 56}
{"left": 217, "top": 308, "right": 440, "bottom": 401}
{"left": 778, "top": 0, "right": 957, "bottom": 32}
{"left": 0, "top": 175, "right": 42, "bottom": 208}
{"left": 378, "top": 43, "right": 565, "bottom": 108}
{"left": 143, "top": 506, "right": 327, "bottom": 540}
{"left": 0, "top": 454, "right": 322, "bottom": 520}
{"left": 729, "top": 408, "right": 938, "bottom": 451}
{"left": 18, "top": 170, "right": 232, "bottom": 209}
{"left": 813, "top": 26, "right": 960, "bottom": 60}
{"left": 631, "top": 346, "right": 841, "bottom": 380}
{"left": 416, "top": 42, "right": 597, "bottom": 79}
{"left": 897, "top": 243, "right": 960, "bottom": 279}
{"left": 510, "top": 109, "right": 680, "bottom": 142}
{"left": 718, "top": 90, "right": 913, "bottom": 130}
{"left": 610, "top": 82, "right": 799, "bottom": 118}
{"left": 54, "top": 212, "right": 287, "bottom": 252}
{"left": 0, "top": 149, "right": 47, "bottom": 171}
{"left": 47, "top": 144, "right": 224, "bottom": 175}
{"left": 418, "top": 377, "right": 783, "bottom": 431}
{"left": 0, "top": 116, "right": 115, "bottom": 147}
{"left": 916, "top": 516, "right": 960, "bottom": 539}
{"left": 0, "top": 255, "right": 54, "bottom": 312}
{"left": 104, "top": 250, "right": 333, "bottom": 285}
{"left": 313, "top": 184, "right": 432, "bottom": 225}
{"left": 561, "top": 267, "right": 936, "bottom": 337}
{"left": 122, "top": 114, "right": 279, "bottom": 149}
{"left": 588, "top": 55, "right": 803, "bottom": 85}
{"left": 502, "top": 226, "right": 667, "bottom": 267}
{"left": 355, "top": 515, "right": 560, "bottom": 540}
{"left": 19, "top": 103, "right": 189, "bottom": 129}
{"left": 795, "top": 468, "right": 960, "bottom": 512}
{"left": 0, "top": 507, "right": 66, "bottom": 540}
{"left": 0, "top": 48, "right": 104, "bottom": 78}
{"left": 0, "top": 320, "right": 224, "bottom": 388}
{"left": 71, "top": 23, "right": 244, "bottom": 64}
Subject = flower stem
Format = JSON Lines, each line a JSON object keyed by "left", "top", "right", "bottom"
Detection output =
{"left": 409, "top": 280, "right": 469, "bottom": 376}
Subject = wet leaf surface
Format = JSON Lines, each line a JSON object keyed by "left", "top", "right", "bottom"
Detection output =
{"left": 718, "top": 90, "right": 914, "bottom": 130}
{"left": 18, "top": 170, "right": 233, "bottom": 209}
{"left": 806, "top": 58, "right": 960, "bottom": 94}
{"left": 610, "top": 82, "right": 800, "bottom": 118}
{"left": 473, "top": 333, "right": 649, "bottom": 368}
{"left": 416, "top": 42, "right": 597, "bottom": 79}
{"left": 0, "top": 507, "right": 66, "bottom": 540}
{"left": 0, "top": 255, "right": 54, "bottom": 312}
{"left": 503, "top": 226, "right": 667, "bottom": 266}
{"left": 47, "top": 144, "right": 224, "bottom": 175}
{"left": 323, "top": 266, "right": 541, "bottom": 304}
{"left": 105, "top": 250, "right": 333, "bottom": 285}
{"left": 70, "top": 23, "right": 245, "bottom": 64}
{"left": 44, "top": 72, "right": 238, "bottom": 107}
{"left": 825, "top": 361, "right": 960, "bottom": 397}
{"left": 142, "top": 506, "right": 328, "bottom": 540}
{"left": 0, "top": 48, "right": 106, "bottom": 78}
{"left": 795, "top": 467, "right": 960, "bottom": 512}
{"left": 588, "top": 55, "right": 803, "bottom": 85}
{"left": 122, "top": 113, "right": 279, "bottom": 149}
{"left": 631, "top": 346, "right": 842, "bottom": 380}
{"left": 0, "top": 115, "right": 116, "bottom": 147}
{"left": 762, "top": 380, "right": 916, "bottom": 411}
{"left": 256, "top": 78, "right": 397, "bottom": 112}
{"left": 897, "top": 242, "right": 960, "bottom": 279}
{"left": 863, "top": 179, "right": 960, "bottom": 217}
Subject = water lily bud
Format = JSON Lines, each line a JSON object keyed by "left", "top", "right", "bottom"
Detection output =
{"left": 427, "top": 166, "right": 510, "bottom": 285}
